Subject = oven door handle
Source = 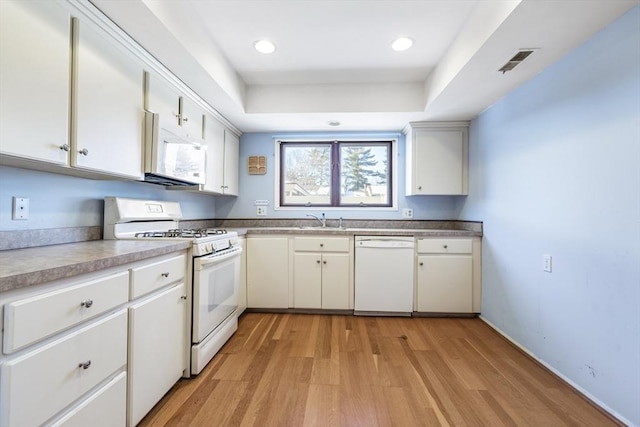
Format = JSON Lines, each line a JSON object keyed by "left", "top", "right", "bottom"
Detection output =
{"left": 198, "top": 247, "right": 242, "bottom": 267}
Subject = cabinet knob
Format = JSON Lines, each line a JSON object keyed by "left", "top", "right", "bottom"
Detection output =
{"left": 443, "top": 245, "right": 448, "bottom": 249}
{"left": 419, "top": 262, "right": 424, "bottom": 266}
{"left": 78, "top": 360, "right": 92, "bottom": 370}
{"left": 316, "top": 260, "right": 321, "bottom": 264}
{"left": 80, "top": 299, "right": 93, "bottom": 308}
{"left": 180, "top": 295, "right": 187, "bottom": 300}
{"left": 323, "top": 261, "right": 327, "bottom": 264}
{"left": 418, "top": 185, "right": 422, "bottom": 190}
{"left": 320, "top": 243, "right": 324, "bottom": 247}
{"left": 78, "top": 148, "right": 89, "bottom": 156}
{"left": 59, "top": 144, "right": 70, "bottom": 152}
{"left": 161, "top": 272, "right": 170, "bottom": 278}
{"left": 183, "top": 116, "right": 189, "bottom": 122}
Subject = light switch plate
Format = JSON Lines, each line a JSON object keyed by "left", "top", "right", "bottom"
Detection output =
{"left": 256, "top": 206, "right": 267, "bottom": 216}
{"left": 12, "top": 197, "right": 29, "bottom": 220}
{"left": 543, "top": 254, "right": 552, "bottom": 272}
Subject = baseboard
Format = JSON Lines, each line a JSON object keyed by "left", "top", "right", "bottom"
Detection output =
{"left": 479, "top": 315, "right": 631, "bottom": 427}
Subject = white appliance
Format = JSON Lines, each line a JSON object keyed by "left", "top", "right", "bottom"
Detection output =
{"left": 104, "top": 197, "right": 242, "bottom": 375}
{"left": 354, "top": 236, "right": 415, "bottom": 315}
{"left": 143, "top": 111, "right": 206, "bottom": 186}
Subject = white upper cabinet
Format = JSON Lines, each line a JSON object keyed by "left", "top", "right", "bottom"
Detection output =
{"left": 223, "top": 130, "right": 240, "bottom": 196}
{"left": 73, "top": 17, "right": 144, "bottom": 179}
{"left": 0, "top": 1, "right": 71, "bottom": 165}
{"left": 145, "top": 71, "right": 181, "bottom": 132}
{"left": 405, "top": 122, "right": 469, "bottom": 195}
{"left": 202, "top": 114, "right": 239, "bottom": 196}
{"left": 146, "top": 72, "right": 204, "bottom": 140}
{"left": 203, "top": 114, "right": 225, "bottom": 193}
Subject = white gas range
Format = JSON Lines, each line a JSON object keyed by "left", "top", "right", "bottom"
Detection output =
{"left": 104, "top": 197, "right": 242, "bottom": 375}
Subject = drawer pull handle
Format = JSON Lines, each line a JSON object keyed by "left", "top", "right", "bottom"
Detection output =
{"left": 80, "top": 299, "right": 93, "bottom": 308}
{"left": 161, "top": 272, "right": 170, "bottom": 278}
{"left": 443, "top": 245, "right": 448, "bottom": 249}
{"left": 78, "top": 360, "right": 91, "bottom": 370}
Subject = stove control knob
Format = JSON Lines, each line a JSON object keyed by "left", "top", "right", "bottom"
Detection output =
{"left": 229, "top": 237, "right": 238, "bottom": 246}
{"left": 207, "top": 244, "right": 213, "bottom": 253}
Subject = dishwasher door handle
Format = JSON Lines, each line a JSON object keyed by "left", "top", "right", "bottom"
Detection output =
{"left": 357, "top": 240, "right": 414, "bottom": 249}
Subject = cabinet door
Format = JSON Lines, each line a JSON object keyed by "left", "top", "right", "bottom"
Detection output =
{"left": 0, "top": 311, "right": 127, "bottom": 427}
{"left": 51, "top": 371, "right": 127, "bottom": 427}
{"left": 0, "top": 0, "right": 70, "bottom": 165}
{"left": 146, "top": 72, "right": 181, "bottom": 132}
{"left": 181, "top": 97, "right": 204, "bottom": 140}
{"left": 203, "top": 114, "right": 225, "bottom": 193}
{"left": 238, "top": 238, "right": 247, "bottom": 314}
{"left": 416, "top": 255, "right": 473, "bottom": 313}
{"left": 128, "top": 282, "right": 187, "bottom": 426}
{"left": 294, "top": 253, "right": 322, "bottom": 308}
{"left": 246, "top": 238, "right": 289, "bottom": 308}
{"left": 413, "top": 129, "right": 465, "bottom": 195}
{"left": 321, "top": 253, "right": 350, "bottom": 310}
{"left": 74, "top": 18, "right": 144, "bottom": 179}
{"left": 223, "top": 130, "right": 240, "bottom": 195}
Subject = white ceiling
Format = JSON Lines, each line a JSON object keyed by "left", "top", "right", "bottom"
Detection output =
{"left": 90, "top": 0, "right": 638, "bottom": 133}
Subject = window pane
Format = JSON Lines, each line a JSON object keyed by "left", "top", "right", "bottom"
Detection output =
{"left": 282, "top": 144, "right": 331, "bottom": 205}
{"left": 340, "top": 144, "right": 389, "bottom": 205}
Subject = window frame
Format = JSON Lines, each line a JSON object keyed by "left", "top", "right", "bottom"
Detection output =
{"left": 275, "top": 138, "right": 398, "bottom": 210}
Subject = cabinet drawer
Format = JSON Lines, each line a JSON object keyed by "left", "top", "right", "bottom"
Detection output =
{"left": 51, "top": 371, "right": 126, "bottom": 427}
{"left": 294, "top": 237, "right": 350, "bottom": 252}
{"left": 130, "top": 254, "right": 186, "bottom": 299}
{"left": 3, "top": 271, "right": 129, "bottom": 353}
{"left": 0, "top": 310, "right": 127, "bottom": 427}
{"left": 417, "top": 238, "right": 472, "bottom": 254}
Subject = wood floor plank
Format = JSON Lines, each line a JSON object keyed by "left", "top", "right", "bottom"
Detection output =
{"left": 138, "top": 313, "right": 621, "bottom": 427}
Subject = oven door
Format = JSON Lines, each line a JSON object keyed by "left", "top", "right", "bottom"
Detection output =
{"left": 192, "top": 247, "right": 242, "bottom": 343}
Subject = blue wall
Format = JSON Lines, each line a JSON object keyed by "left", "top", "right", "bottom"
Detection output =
{"left": 215, "top": 131, "right": 464, "bottom": 220}
{"left": 459, "top": 6, "right": 640, "bottom": 425}
{"left": 0, "top": 166, "right": 216, "bottom": 230}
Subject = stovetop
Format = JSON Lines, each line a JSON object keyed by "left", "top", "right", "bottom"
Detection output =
{"left": 134, "top": 228, "right": 228, "bottom": 239}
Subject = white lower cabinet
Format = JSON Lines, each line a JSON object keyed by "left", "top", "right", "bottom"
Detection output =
{"left": 51, "top": 371, "right": 127, "bottom": 427}
{"left": 0, "top": 250, "right": 189, "bottom": 427}
{"left": 0, "top": 310, "right": 127, "bottom": 427}
{"left": 128, "top": 282, "right": 187, "bottom": 426}
{"left": 237, "top": 237, "right": 247, "bottom": 314}
{"left": 246, "top": 237, "right": 290, "bottom": 309}
{"left": 293, "top": 238, "right": 351, "bottom": 310}
{"left": 415, "top": 238, "right": 479, "bottom": 313}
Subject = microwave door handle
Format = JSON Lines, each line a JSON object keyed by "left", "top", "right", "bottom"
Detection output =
{"left": 198, "top": 248, "right": 242, "bottom": 267}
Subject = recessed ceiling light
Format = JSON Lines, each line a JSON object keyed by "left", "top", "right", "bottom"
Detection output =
{"left": 391, "top": 37, "right": 413, "bottom": 52}
{"left": 254, "top": 40, "right": 276, "bottom": 54}
{"left": 328, "top": 121, "right": 341, "bottom": 127}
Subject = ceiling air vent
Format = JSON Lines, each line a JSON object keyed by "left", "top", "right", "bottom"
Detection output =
{"left": 499, "top": 49, "right": 536, "bottom": 74}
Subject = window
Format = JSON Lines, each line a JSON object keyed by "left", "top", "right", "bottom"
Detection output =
{"left": 279, "top": 140, "right": 393, "bottom": 207}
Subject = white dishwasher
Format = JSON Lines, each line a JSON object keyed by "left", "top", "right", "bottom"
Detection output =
{"left": 354, "top": 236, "right": 415, "bottom": 316}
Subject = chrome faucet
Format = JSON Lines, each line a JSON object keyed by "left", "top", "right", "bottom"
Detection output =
{"left": 306, "top": 213, "right": 326, "bottom": 227}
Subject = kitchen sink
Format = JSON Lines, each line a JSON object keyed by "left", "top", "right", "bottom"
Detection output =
{"left": 298, "top": 226, "right": 345, "bottom": 231}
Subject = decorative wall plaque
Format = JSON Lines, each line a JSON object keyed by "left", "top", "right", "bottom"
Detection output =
{"left": 248, "top": 156, "right": 266, "bottom": 175}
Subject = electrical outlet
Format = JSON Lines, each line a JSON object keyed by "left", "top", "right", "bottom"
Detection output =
{"left": 12, "top": 197, "right": 29, "bottom": 220}
{"left": 543, "top": 254, "right": 552, "bottom": 273}
{"left": 256, "top": 206, "right": 267, "bottom": 216}
{"left": 402, "top": 208, "right": 413, "bottom": 219}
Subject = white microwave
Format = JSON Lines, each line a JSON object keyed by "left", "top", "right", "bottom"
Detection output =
{"left": 143, "top": 111, "right": 206, "bottom": 186}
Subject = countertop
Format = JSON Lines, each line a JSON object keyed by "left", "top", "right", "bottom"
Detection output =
{"left": 0, "top": 240, "right": 191, "bottom": 293}
{"left": 238, "top": 227, "right": 481, "bottom": 237}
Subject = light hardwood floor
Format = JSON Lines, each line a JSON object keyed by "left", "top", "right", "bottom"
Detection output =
{"left": 139, "top": 313, "right": 620, "bottom": 426}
